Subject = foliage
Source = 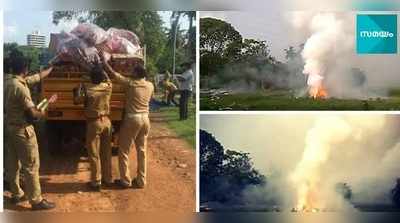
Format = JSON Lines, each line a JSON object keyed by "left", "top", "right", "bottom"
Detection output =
{"left": 200, "top": 92, "right": 400, "bottom": 111}
{"left": 200, "top": 129, "right": 266, "bottom": 203}
{"left": 240, "top": 39, "right": 270, "bottom": 62}
{"left": 391, "top": 178, "right": 400, "bottom": 207}
{"left": 200, "top": 17, "right": 296, "bottom": 90}
{"left": 200, "top": 17, "right": 242, "bottom": 77}
{"left": 3, "top": 42, "right": 48, "bottom": 73}
{"left": 52, "top": 11, "right": 195, "bottom": 76}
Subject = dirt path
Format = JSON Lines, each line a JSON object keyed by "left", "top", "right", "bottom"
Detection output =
{"left": 4, "top": 112, "right": 196, "bottom": 212}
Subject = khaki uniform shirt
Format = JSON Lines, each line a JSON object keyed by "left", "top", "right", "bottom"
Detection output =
{"left": 113, "top": 73, "right": 154, "bottom": 114}
{"left": 163, "top": 80, "right": 178, "bottom": 92}
{"left": 84, "top": 82, "right": 113, "bottom": 119}
{"left": 5, "top": 74, "right": 41, "bottom": 126}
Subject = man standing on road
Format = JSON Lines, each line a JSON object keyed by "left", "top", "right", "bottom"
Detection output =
{"left": 5, "top": 54, "right": 56, "bottom": 210}
{"left": 74, "top": 66, "right": 113, "bottom": 191}
{"left": 102, "top": 55, "right": 154, "bottom": 189}
{"left": 176, "top": 63, "right": 193, "bottom": 120}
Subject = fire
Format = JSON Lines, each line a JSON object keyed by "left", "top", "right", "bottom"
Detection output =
{"left": 309, "top": 84, "right": 328, "bottom": 99}
{"left": 294, "top": 182, "right": 321, "bottom": 212}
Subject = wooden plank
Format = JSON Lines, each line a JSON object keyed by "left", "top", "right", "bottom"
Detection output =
{"left": 47, "top": 101, "right": 124, "bottom": 109}
{"left": 42, "top": 92, "right": 126, "bottom": 101}
{"left": 46, "top": 109, "right": 123, "bottom": 121}
{"left": 43, "top": 79, "right": 126, "bottom": 92}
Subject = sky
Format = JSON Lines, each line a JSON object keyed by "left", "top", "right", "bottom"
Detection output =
{"left": 200, "top": 11, "right": 304, "bottom": 61}
{"left": 200, "top": 114, "right": 314, "bottom": 174}
{"left": 3, "top": 11, "right": 190, "bottom": 46}
{"left": 200, "top": 10, "right": 400, "bottom": 87}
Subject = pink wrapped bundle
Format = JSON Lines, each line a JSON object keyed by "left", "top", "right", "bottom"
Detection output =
{"left": 71, "top": 23, "right": 108, "bottom": 46}
{"left": 103, "top": 35, "right": 139, "bottom": 55}
{"left": 53, "top": 31, "right": 101, "bottom": 70}
{"left": 50, "top": 23, "right": 142, "bottom": 71}
{"left": 107, "top": 28, "right": 140, "bottom": 46}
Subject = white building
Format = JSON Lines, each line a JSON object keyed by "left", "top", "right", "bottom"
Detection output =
{"left": 27, "top": 31, "right": 46, "bottom": 48}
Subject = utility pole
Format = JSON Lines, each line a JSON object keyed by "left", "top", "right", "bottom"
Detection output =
{"left": 172, "top": 15, "right": 180, "bottom": 76}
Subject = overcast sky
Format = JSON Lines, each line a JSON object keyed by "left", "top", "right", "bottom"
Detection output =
{"left": 200, "top": 114, "right": 314, "bottom": 174}
{"left": 200, "top": 11, "right": 302, "bottom": 61}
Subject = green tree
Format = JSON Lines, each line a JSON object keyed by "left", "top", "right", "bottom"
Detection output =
{"left": 392, "top": 178, "right": 400, "bottom": 207}
{"left": 239, "top": 39, "right": 270, "bottom": 64}
{"left": 4, "top": 43, "right": 42, "bottom": 72}
{"left": 223, "top": 150, "right": 266, "bottom": 187}
{"left": 52, "top": 11, "right": 167, "bottom": 76}
{"left": 200, "top": 17, "right": 242, "bottom": 77}
{"left": 200, "top": 129, "right": 265, "bottom": 203}
{"left": 200, "top": 17, "right": 242, "bottom": 58}
{"left": 284, "top": 46, "right": 297, "bottom": 61}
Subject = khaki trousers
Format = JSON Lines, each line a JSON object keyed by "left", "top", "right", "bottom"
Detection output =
{"left": 118, "top": 113, "right": 150, "bottom": 187}
{"left": 86, "top": 117, "right": 113, "bottom": 186}
{"left": 7, "top": 125, "right": 43, "bottom": 204}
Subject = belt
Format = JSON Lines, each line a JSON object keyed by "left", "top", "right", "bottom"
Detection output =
{"left": 125, "top": 113, "right": 148, "bottom": 119}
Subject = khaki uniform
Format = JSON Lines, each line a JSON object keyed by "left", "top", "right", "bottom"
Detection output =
{"left": 163, "top": 80, "right": 177, "bottom": 98}
{"left": 5, "top": 74, "right": 43, "bottom": 204}
{"left": 113, "top": 73, "right": 154, "bottom": 187}
{"left": 80, "top": 82, "right": 113, "bottom": 186}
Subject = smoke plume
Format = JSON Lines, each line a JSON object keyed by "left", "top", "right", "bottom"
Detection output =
{"left": 202, "top": 115, "right": 400, "bottom": 210}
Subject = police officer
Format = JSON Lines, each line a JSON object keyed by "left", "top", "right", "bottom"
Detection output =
{"left": 162, "top": 73, "right": 179, "bottom": 106}
{"left": 74, "top": 66, "right": 113, "bottom": 191}
{"left": 101, "top": 54, "right": 154, "bottom": 189}
{"left": 5, "top": 54, "right": 56, "bottom": 210}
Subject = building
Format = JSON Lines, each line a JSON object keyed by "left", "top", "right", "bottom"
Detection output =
{"left": 27, "top": 31, "right": 46, "bottom": 48}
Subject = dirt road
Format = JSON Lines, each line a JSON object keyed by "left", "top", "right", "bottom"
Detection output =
{"left": 4, "top": 112, "right": 196, "bottom": 212}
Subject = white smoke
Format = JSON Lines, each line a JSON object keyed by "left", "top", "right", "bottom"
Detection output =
{"left": 288, "top": 115, "right": 400, "bottom": 210}
{"left": 295, "top": 12, "right": 355, "bottom": 98}
{"left": 202, "top": 114, "right": 400, "bottom": 210}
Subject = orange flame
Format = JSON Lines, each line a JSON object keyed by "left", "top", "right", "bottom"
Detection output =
{"left": 309, "top": 84, "right": 328, "bottom": 99}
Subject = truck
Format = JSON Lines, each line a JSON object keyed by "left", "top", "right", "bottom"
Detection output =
{"left": 43, "top": 35, "right": 146, "bottom": 153}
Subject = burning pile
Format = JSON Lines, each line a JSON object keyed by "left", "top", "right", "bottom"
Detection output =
{"left": 300, "top": 13, "right": 353, "bottom": 99}
{"left": 289, "top": 116, "right": 353, "bottom": 211}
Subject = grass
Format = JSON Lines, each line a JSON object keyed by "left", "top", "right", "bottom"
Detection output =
{"left": 200, "top": 90, "right": 400, "bottom": 111}
{"left": 158, "top": 101, "right": 196, "bottom": 149}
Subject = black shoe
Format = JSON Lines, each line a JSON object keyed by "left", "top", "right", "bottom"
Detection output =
{"left": 114, "top": 179, "right": 130, "bottom": 189}
{"left": 132, "top": 178, "right": 145, "bottom": 189}
{"left": 87, "top": 182, "right": 101, "bottom": 192}
{"left": 10, "top": 195, "right": 27, "bottom": 204}
{"left": 31, "top": 199, "right": 56, "bottom": 211}
{"left": 101, "top": 180, "right": 113, "bottom": 188}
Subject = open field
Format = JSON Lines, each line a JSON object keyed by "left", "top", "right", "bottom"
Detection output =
{"left": 200, "top": 89, "right": 400, "bottom": 111}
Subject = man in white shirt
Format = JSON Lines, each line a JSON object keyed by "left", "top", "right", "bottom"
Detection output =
{"left": 176, "top": 63, "right": 193, "bottom": 120}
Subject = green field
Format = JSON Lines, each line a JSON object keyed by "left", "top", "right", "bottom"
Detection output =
{"left": 200, "top": 90, "right": 400, "bottom": 111}
{"left": 159, "top": 102, "right": 196, "bottom": 148}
